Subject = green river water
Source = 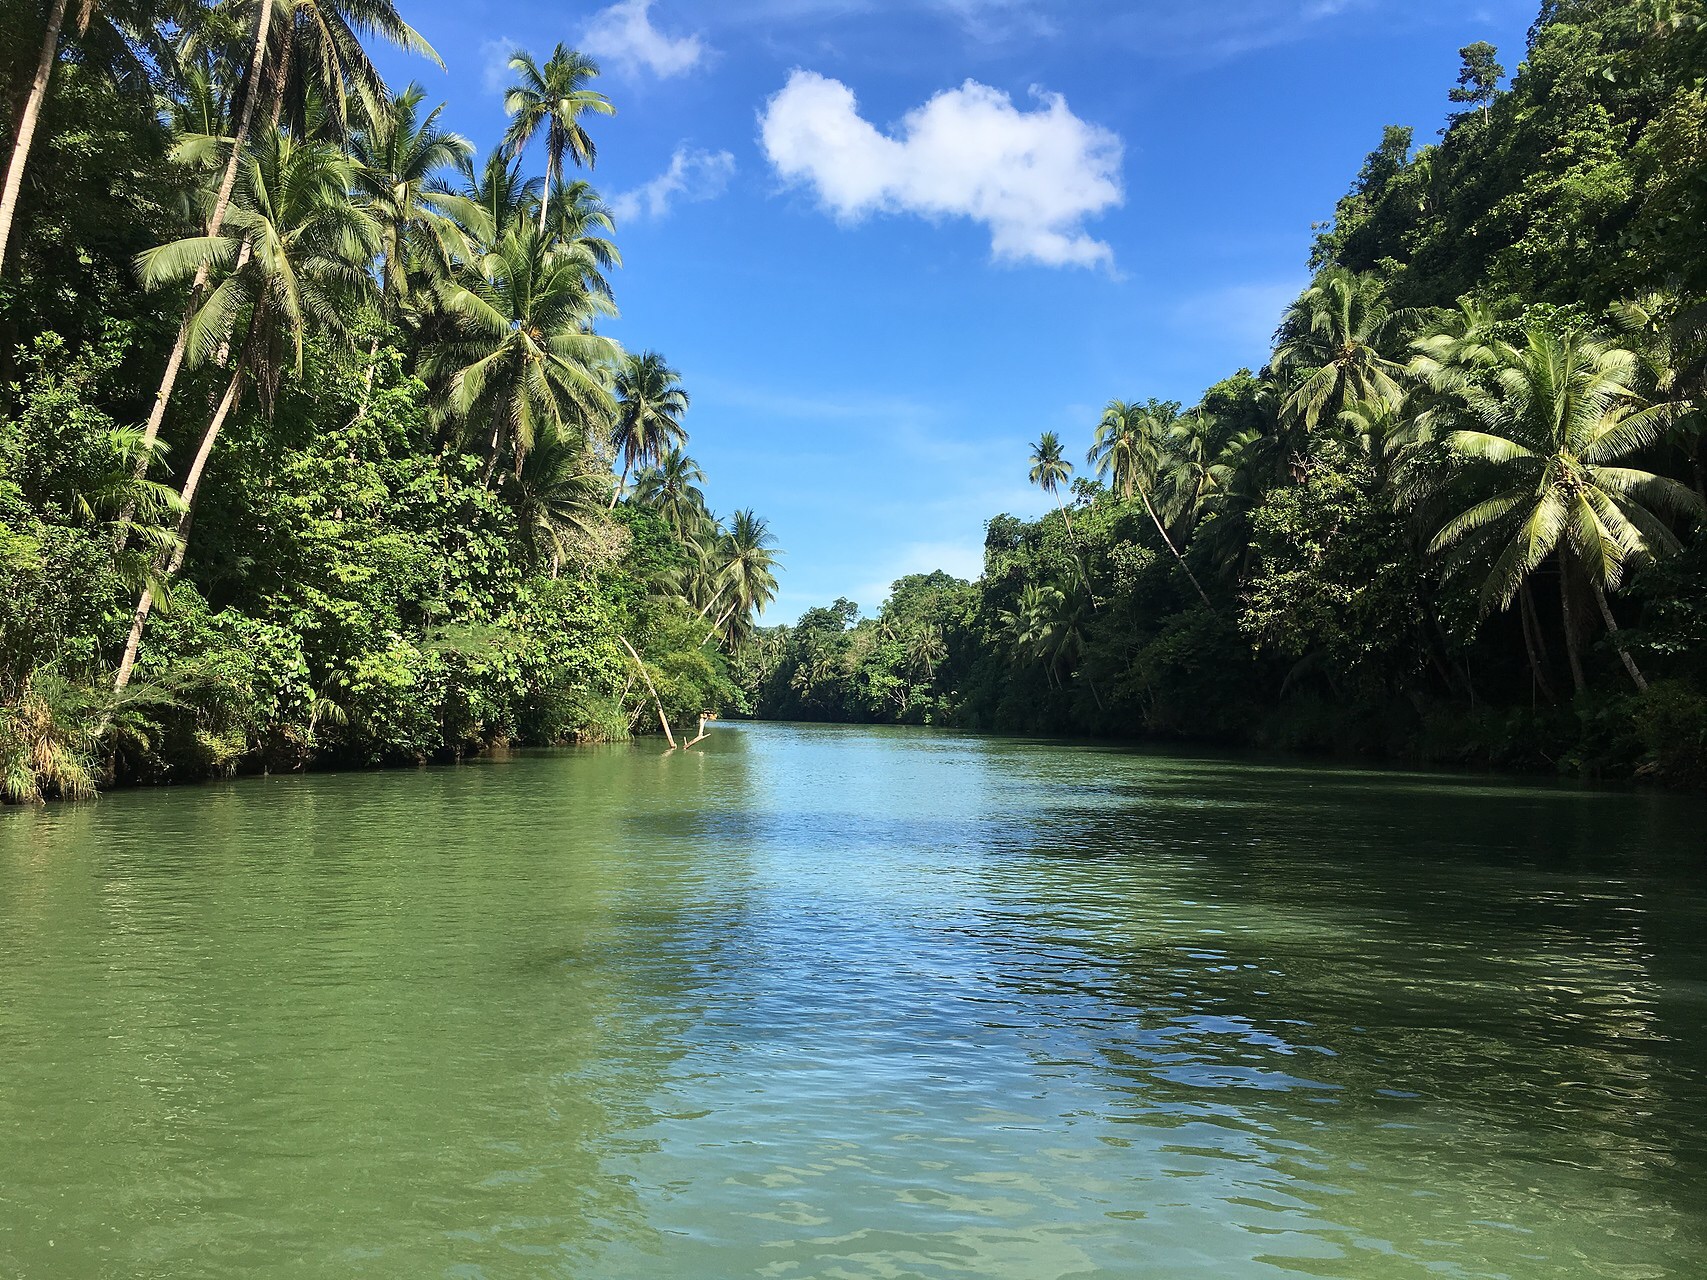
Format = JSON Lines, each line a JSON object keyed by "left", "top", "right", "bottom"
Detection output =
{"left": 2, "top": 721, "right": 1705, "bottom": 1278}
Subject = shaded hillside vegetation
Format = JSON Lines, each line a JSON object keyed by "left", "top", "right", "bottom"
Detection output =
{"left": 748, "top": 0, "right": 1707, "bottom": 787}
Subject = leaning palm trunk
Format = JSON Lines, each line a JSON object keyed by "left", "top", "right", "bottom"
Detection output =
{"left": 113, "top": 360, "right": 245, "bottom": 694}
{"left": 1591, "top": 585, "right": 1648, "bottom": 693}
{"left": 0, "top": 0, "right": 70, "bottom": 274}
{"left": 1050, "top": 496, "right": 1102, "bottom": 607}
{"left": 114, "top": 0, "right": 274, "bottom": 549}
{"left": 703, "top": 602, "right": 737, "bottom": 647}
{"left": 694, "top": 579, "right": 730, "bottom": 620}
{"left": 1055, "top": 496, "right": 1076, "bottom": 538}
{"left": 1136, "top": 485, "right": 1214, "bottom": 610}
{"left": 617, "top": 635, "right": 675, "bottom": 747}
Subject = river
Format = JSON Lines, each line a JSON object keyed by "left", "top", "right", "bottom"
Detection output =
{"left": 2, "top": 722, "right": 1705, "bottom": 1277}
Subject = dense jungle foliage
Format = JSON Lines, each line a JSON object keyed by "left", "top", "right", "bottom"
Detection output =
{"left": 749, "top": 0, "right": 1707, "bottom": 788}
{"left": 0, "top": 1, "right": 780, "bottom": 800}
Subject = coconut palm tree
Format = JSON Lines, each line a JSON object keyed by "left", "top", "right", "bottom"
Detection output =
{"left": 116, "top": 130, "right": 378, "bottom": 693}
{"left": 509, "top": 426, "right": 608, "bottom": 576}
{"left": 428, "top": 219, "right": 620, "bottom": 482}
{"left": 1274, "top": 267, "right": 1414, "bottom": 437}
{"left": 0, "top": 0, "right": 156, "bottom": 270}
{"left": 704, "top": 509, "right": 780, "bottom": 645}
{"left": 1610, "top": 290, "right": 1707, "bottom": 499}
{"left": 997, "top": 582, "right": 1097, "bottom": 704}
{"left": 347, "top": 83, "right": 476, "bottom": 412}
{"left": 456, "top": 145, "right": 542, "bottom": 250}
{"left": 350, "top": 83, "right": 474, "bottom": 319}
{"left": 1028, "top": 432, "right": 1076, "bottom": 532}
{"left": 634, "top": 448, "right": 707, "bottom": 539}
{"left": 1420, "top": 325, "right": 1702, "bottom": 692}
{"left": 122, "top": 0, "right": 438, "bottom": 520}
{"left": 542, "top": 177, "right": 621, "bottom": 298}
{"left": 119, "top": 0, "right": 279, "bottom": 549}
{"left": 1089, "top": 400, "right": 1213, "bottom": 607}
{"left": 1160, "top": 410, "right": 1223, "bottom": 535}
{"left": 264, "top": 0, "right": 440, "bottom": 139}
{"left": 904, "top": 624, "right": 948, "bottom": 682}
{"left": 1337, "top": 394, "right": 1416, "bottom": 482}
{"left": 502, "top": 44, "right": 614, "bottom": 235}
{"left": 609, "top": 350, "right": 689, "bottom": 507}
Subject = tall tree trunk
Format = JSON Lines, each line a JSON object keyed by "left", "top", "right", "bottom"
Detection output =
{"left": 1054, "top": 494, "right": 1075, "bottom": 538}
{"left": 1558, "top": 554, "right": 1586, "bottom": 695}
{"left": 610, "top": 456, "right": 629, "bottom": 509}
{"left": 537, "top": 150, "right": 554, "bottom": 236}
{"left": 1052, "top": 496, "right": 1100, "bottom": 605}
{"left": 1518, "top": 582, "right": 1556, "bottom": 704}
{"left": 115, "top": 0, "right": 274, "bottom": 547}
{"left": 113, "top": 360, "right": 245, "bottom": 694}
{"left": 695, "top": 578, "right": 729, "bottom": 620}
{"left": 354, "top": 334, "right": 382, "bottom": 421}
{"left": 0, "top": 0, "right": 70, "bottom": 274}
{"left": 1592, "top": 584, "right": 1649, "bottom": 693}
{"left": 267, "top": 19, "right": 295, "bottom": 133}
{"left": 618, "top": 635, "right": 674, "bottom": 747}
{"left": 1138, "top": 486, "right": 1214, "bottom": 610}
{"left": 703, "top": 602, "right": 737, "bottom": 647}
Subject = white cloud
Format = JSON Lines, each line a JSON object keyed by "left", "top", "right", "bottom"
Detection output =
{"left": 610, "top": 146, "right": 736, "bottom": 222}
{"left": 479, "top": 37, "right": 517, "bottom": 95}
{"left": 583, "top": 0, "right": 706, "bottom": 78}
{"left": 758, "top": 70, "right": 1123, "bottom": 269}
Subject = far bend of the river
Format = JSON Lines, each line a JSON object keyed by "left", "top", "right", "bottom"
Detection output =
{"left": 3, "top": 724, "right": 1706, "bottom": 1279}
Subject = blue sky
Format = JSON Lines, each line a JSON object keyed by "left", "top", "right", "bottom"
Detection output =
{"left": 377, "top": 0, "right": 1537, "bottom": 622}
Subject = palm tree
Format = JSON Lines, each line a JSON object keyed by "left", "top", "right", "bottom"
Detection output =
{"left": 704, "top": 509, "right": 780, "bottom": 645}
{"left": 428, "top": 219, "right": 619, "bottom": 482}
{"left": 1274, "top": 267, "right": 1414, "bottom": 438}
{"left": 1420, "top": 325, "right": 1702, "bottom": 692}
{"left": 264, "top": 0, "right": 440, "bottom": 139}
{"left": 502, "top": 44, "right": 614, "bottom": 235}
{"left": 120, "top": 0, "right": 279, "bottom": 549}
{"left": 1089, "top": 400, "right": 1214, "bottom": 608}
{"left": 120, "top": 0, "right": 441, "bottom": 547}
{"left": 609, "top": 351, "right": 689, "bottom": 507}
{"left": 510, "top": 427, "right": 608, "bottom": 576}
{"left": 347, "top": 84, "right": 476, "bottom": 412}
{"left": 542, "top": 177, "right": 621, "bottom": 297}
{"left": 456, "top": 145, "right": 542, "bottom": 250}
{"left": 115, "top": 131, "right": 378, "bottom": 694}
{"left": 1028, "top": 432, "right": 1076, "bottom": 533}
{"left": 997, "top": 583, "right": 1100, "bottom": 706}
{"left": 0, "top": 0, "right": 155, "bottom": 270}
{"left": 1159, "top": 411, "right": 1223, "bottom": 535}
{"left": 1610, "top": 291, "right": 1707, "bottom": 500}
{"left": 1337, "top": 394, "right": 1415, "bottom": 482}
{"left": 904, "top": 624, "right": 947, "bottom": 682}
{"left": 350, "top": 83, "right": 474, "bottom": 319}
{"left": 634, "top": 448, "right": 707, "bottom": 539}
